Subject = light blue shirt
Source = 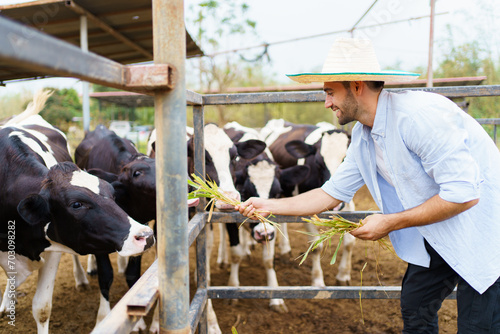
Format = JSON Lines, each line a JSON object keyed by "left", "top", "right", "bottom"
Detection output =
{"left": 322, "top": 89, "right": 500, "bottom": 294}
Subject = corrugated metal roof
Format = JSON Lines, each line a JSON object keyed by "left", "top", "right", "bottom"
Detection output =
{"left": 0, "top": 0, "right": 203, "bottom": 83}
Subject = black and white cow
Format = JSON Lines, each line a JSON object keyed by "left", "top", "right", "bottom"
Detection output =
{"left": 74, "top": 125, "right": 159, "bottom": 328}
{"left": 147, "top": 123, "right": 270, "bottom": 333}
{"left": 0, "top": 91, "right": 154, "bottom": 334}
{"left": 261, "top": 119, "right": 356, "bottom": 287}
{"left": 223, "top": 121, "right": 309, "bottom": 313}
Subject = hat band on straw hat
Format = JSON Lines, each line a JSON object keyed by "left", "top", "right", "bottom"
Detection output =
{"left": 287, "top": 38, "right": 420, "bottom": 84}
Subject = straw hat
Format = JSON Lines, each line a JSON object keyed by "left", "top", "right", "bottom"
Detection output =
{"left": 287, "top": 38, "right": 419, "bottom": 83}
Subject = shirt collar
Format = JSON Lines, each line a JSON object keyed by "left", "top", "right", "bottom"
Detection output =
{"left": 371, "top": 89, "right": 389, "bottom": 138}
{"left": 361, "top": 89, "right": 388, "bottom": 141}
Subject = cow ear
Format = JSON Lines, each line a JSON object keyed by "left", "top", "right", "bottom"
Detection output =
{"left": 18, "top": 194, "right": 50, "bottom": 226}
{"left": 236, "top": 139, "right": 266, "bottom": 160}
{"left": 280, "top": 165, "right": 310, "bottom": 186}
{"left": 87, "top": 168, "right": 118, "bottom": 183}
{"left": 285, "top": 140, "right": 316, "bottom": 159}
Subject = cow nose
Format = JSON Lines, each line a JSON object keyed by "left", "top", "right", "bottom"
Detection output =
{"left": 253, "top": 223, "right": 276, "bottom": 243}
{"left": 135, "top": 229, "right": 155, "bottom": 250}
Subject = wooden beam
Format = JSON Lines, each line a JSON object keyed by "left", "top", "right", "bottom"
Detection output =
{"left": 65, "top": 0, "right": 153, "bottom": 59}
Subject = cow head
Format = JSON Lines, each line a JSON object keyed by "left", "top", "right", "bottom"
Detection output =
{"left": 285, "top": 129, "right": 350, "bottom": 188}
{"left": 87, "top": 154, "right": 156, "bottom": 224}
{"left": 17, "top": 162, "right": 155, "bottom": 256}
{"left": 235, "top": 156, "right": 309, "bottom": 242}
{"left": 188, "top": 123, "right": 266, "bottom": 210}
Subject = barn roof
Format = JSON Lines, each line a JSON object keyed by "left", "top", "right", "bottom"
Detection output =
{"left": 89, "top": 76, "right": 487, "bottom": 108}
{"left": 0, "top": 0, "right": 203, "bottom": 84}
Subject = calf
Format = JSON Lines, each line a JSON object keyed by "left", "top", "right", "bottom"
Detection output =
{"left": 74, "top": 125, "right": 158, "bottom": 327}
{"left": 0, "top": 91, "right": 154, "bottom": 334}
{"left": 224, "top": 121, "right": 309, "bottom": 313}
{"left": 262, "top": 119, "right": 356, "bottom": 287}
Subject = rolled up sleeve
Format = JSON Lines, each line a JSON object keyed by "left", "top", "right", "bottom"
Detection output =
{"left": 404, "top": 106, "right": 482, "bottom": 204}
{"left": 321, "top": 145, "right": 365, "bottom": 203}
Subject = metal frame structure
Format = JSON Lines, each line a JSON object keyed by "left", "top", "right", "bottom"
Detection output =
{"left": 1, "top": 2, "right": 500, "bottom": 332}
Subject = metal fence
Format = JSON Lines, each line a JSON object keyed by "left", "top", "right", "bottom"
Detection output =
{"left": 1, "top": 3, "right": 500, "bottom": 333}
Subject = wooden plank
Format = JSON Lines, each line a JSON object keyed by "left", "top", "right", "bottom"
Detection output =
{"left": 91, "top": 260, "right": 159, "bottom": 334}
{"left": 126, "top": 261, "right": 159, "bottom": 317}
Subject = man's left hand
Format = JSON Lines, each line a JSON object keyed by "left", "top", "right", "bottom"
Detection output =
{"left": 350, "top": 213, "right": 392, "bottom": 241}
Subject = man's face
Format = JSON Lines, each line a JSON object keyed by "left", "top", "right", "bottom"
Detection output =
{"left": 323, "top": 82, "right": 359, "bottom": 125}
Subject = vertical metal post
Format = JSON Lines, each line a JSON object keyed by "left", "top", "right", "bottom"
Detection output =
{"left": 152, "top": 0, "right": 189, "bottom": 333}
{"left": 426, "top": 0, "right": 435, "bottom": 88}
{"left": 193, "top": 105, "right": 208, "bottom": 333}
{"left": 80, "top": 15, "right": 90, "bottom": 132}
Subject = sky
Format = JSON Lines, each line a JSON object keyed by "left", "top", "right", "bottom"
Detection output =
{"left": 0, "top": 0, "right": 499, "bottom": 96}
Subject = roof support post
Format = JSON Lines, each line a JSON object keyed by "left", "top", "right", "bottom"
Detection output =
{"left": 80, "top": 14, "right": 91, "bottom": 133}
{"left": 152, "top": 0, "right": 189, "bottom": 333}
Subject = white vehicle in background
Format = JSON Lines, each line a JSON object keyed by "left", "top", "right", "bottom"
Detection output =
{"left": 109, "top": 121, "right": 132, "bottom": 138}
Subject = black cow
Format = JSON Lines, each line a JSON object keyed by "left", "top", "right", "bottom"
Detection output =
{"left": 0, "top": 91, "right": 154, "bottom": 334}
{"left": 261, "top": 119, "right": 356, "bottom": 286}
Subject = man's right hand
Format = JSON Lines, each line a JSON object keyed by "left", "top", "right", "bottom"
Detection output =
{"left": 234, "top": 197, "right": 272, "bottom": 220}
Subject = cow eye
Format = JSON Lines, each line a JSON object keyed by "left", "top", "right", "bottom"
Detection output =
{"left": 133, "top": 170, "right": 142, "bottom": 177}
{"left": 71, "top": 202, "right": 83, "bottom": 209}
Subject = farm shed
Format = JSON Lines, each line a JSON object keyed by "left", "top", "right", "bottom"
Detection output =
{"left": 1, "top": 1, "right": 500, "bottom": 334}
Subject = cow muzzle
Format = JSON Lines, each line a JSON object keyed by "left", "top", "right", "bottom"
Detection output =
{"left": 252, "top": 223, "right": 275, "bottom": 243}
{"left": 119, "top": 220, "right": 155, "bottom": 256}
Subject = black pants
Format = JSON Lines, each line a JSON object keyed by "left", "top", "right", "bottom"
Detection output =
{"left": 401, "top": 240, "right": 500, "bottom": 333}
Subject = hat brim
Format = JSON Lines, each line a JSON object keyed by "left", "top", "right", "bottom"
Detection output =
{"left": 286, "top": 71, "right": 420, "bottom": 84}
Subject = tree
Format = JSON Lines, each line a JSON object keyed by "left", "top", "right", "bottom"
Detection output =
{"left": 40, "top": 88, "right": 81, "bottom": 132}
{"left": 187, "top": 0, "right": 268, "bottom": 124}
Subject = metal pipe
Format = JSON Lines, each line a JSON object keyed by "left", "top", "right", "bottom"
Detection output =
{"left": 201, "top": 85, "right": 500, "bottom": 105}
{"left": 192, "top": 105, "right": 208, "bottom": 333}
{"left": 426, "top": 0, "right": 436, "bottom": 87}
{"left": 208, "top": 286, "right": 457, "bottom": 300}
{"left": 152, "top": 0, "right": 189, "bottom": 333}
{"left": 80, "top": 15, "right": 91, "bottom": 133}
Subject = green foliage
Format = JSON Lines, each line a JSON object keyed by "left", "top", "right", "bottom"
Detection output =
{"left": 0, "top": 91, "right": 30, "bottom": 121}
{"left": 433, "top": 41, "right": 500, "bottom": 137}
{"left": 187, "top": 0, "right": 264, "bottom": 109}
{"left": 89, "top": 84, "right": 139, "bottom": 127}
{"left": 40, "top": 88, "right": 81, "bottom": 132}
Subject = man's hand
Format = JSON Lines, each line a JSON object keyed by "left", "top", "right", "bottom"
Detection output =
{"left": 350, "top": 213, "right": 392, "bottom": 241}
{"left": 234, "top": 197, "right": 272, "bottom": 220}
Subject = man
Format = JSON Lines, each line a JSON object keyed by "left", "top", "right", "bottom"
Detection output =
{"left": 235, "top": 38, "right": 500, "bottom": 333}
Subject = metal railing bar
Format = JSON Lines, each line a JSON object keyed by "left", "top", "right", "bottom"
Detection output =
{"left": 189, "top": 288, "right": 208, "bottom": 333}
{"left": 188, "top": 212, "right": 206, "bottom": 246}
{"left": 208, "top": 286, "right": 457, "bottom": 300}
{"left": 187, "top": 90, "right": 203, "bottom": 105}
{"left": 200, "top": 85, "right": 500, "bottom": 105}
{"left": 206, "top": 211, "right": 378, "bottom": 224}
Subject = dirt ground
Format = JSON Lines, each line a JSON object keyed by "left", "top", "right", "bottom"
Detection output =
{"left": 0, "top": 185, "right": 458, "bottom": 334}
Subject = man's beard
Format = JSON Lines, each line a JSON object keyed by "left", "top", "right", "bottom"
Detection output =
{"left": 337, "top": 88, "right": 358, "bottom": 125}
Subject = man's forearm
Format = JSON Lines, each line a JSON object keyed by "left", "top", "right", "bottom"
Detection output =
{"left": 266, "top": 188, "right": 341, "bottom": 216}
{"left": 387, "top": 194, "right": 478, "bottom": 231}
{"left": 351, "top": 194, "right": 478, "bottom": 241}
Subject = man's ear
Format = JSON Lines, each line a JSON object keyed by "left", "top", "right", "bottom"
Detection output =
{"left": 353, "top": 81, "right": 362, "bottom": 94}
{"left": 18, "top": 194, "right": 50, "bottom": 226}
